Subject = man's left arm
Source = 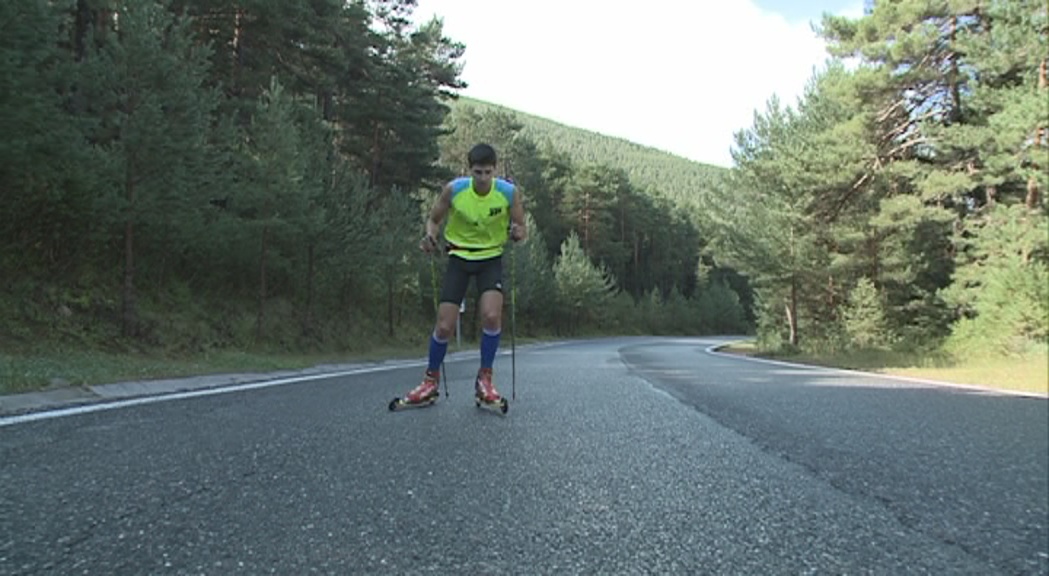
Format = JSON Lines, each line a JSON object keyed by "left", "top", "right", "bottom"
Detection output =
{"left": 510, "top": 186, "right": 528, "bottom": 242}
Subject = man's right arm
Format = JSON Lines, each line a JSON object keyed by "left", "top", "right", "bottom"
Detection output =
{"left": 422, "top": 183, "right": 452, "bottom": 251}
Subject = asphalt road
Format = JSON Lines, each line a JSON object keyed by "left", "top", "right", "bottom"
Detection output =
{"left": 1, "top": 337, "right": 1046, "bottom": 575}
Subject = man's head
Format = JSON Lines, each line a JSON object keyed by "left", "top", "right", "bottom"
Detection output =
{"left": 468, "top": 143, "right": 497, "bottom": 190}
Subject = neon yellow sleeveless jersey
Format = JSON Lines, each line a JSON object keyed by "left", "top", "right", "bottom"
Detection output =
{"left": 443, "top": 177, "right": 514, "bottom": 260}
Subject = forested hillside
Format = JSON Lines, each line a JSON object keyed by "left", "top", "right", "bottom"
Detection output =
{"left": 0, "top": 0, "right": 746, "bottom": 382}
{"left": 449, "top": 97, "right": 729, "bottom": 214}
{"left": 711, "top": 0, "right": 1047, "bottom": 361}
{"left": 434, "top": 98, "right": 751, "bottom": 335}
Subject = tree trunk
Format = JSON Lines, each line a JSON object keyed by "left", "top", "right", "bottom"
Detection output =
{"left": 303, "top": 242, "right": 315, "bottom": 337}
{"left": 582, "top": 189, "right": 590, "bottom": 255}
{"left": 73, "top": 0, "right": 93, "bottom": 61}
{"left": 231, "top": 7, "right": 243, "bottom": 97}
{"left": 370, "top": 123, "right": 382, "bottom": 188}
{"left": 1028, "top": 58, "right": 1047, "bottom": 210}
{"left": 620, "top": 200, "right": 628, "bottom": 293}
{"left": 122, "top": 136, "right": 137, "bottom": 338}
{"left": 787, "top": 223, "right": 799, "bottom": 347}
{"left": 122, "top": 207, "right": 136, "bottom": 337}
{"left": 1026, "top": 177, "right": 1040, "bottom": 210}
{"left": 948, "top": 16, "right": 962, "bottom": 123}
{"left": 386, "top": 270, "right": 394, "bottom": 338}
{"left": 256, "top": 225, "right": 268, "bottom": 343}
{"left": 633, "top": 234, "right": 640, "bottom": 295}
{"left": 344, "top": 274, "right": 355, "bottom": 331}
{"left": 871, "top": 231, "right": 880, "bottom": 284}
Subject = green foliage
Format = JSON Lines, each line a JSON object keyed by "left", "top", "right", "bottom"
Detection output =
{"left": 842, "top": 278, "right": 893, "bottom": 350}
{"left": 0, "top": 0, "right": 463, "bottom": 359}
{"left": 695, "top": 279, "right": 749, "bottom": 335}
{"left": 943, "top": 204, "right": 1049, "bottom": 356}
{"left": 1, "top": 0, "right": 753, "bottom": 380}
{"left": 508, "top": 214, "right": 557, "bottom": 334}
{"left": 10, "top": 0, "right": 1043, "bottom": 383}
{"left": 448, "top": 97, "right": 728, "bottom": 217}
{"left": 439, "top": 101, "right": 724, "bottom": 306}
{"left": 0, "top": 0, "right": 93, "bottom": 277}
{"left": 553, "top": 233, "right": 616, "bottom": 334}
{"left": 731, "top": 0, "right": 1047, "bottom": 360}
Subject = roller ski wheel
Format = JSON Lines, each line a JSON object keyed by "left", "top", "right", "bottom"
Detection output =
{"left": 388, "top": 394, "right": 438, "bottom": 412}
{"left": 475, "top": 394, "right": 509, "bottom": 415}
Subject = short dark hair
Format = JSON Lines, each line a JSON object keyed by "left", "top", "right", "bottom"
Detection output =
{"left": 467, "top": 143, "right": 497, "bottom": 167}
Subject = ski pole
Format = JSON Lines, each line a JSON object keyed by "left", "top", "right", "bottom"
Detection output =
{"left": 430, "top": 253, "right": 448, "bottom": 398}
{"left": 505, "top": 170, "right": 518, "bottom": 402}
{"left": 510, "top": 234, "right": 517, "bottom": 401}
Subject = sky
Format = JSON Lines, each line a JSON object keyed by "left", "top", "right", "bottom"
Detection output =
{"left": 410, "top": 0, "right": 865, "bottom": 168}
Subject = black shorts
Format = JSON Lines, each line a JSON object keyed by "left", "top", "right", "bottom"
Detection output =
{"left": 440, "top": 254, "right": 503, "bottom": 305}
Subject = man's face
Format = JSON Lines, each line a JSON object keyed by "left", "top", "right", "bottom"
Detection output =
{"left": 471, "top": 164, "right": 495, "bottom": 189}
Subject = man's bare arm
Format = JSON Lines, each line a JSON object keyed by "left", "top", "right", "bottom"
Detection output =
{"left": 421, "top": 183, "right": 452, "bottom": 252}
{"left": 510, "top": 187, "right": 528, "bottom": 242}
{"left": 426, "top": 183, "right": 452, "bottom": 240}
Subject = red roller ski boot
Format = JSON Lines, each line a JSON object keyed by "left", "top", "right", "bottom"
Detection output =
{"left": 389, "top": 370, "right": 440, "bottom": 411}
{"left": 474, "top": 368, "right": 508, "bottom": 414}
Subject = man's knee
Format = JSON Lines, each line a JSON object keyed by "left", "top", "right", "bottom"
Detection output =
{"left": 482, "top": 309, "right": 501, "bottom": 327}
{"left": 435, "top": 304, "right": 459, "bottom": 338}
{"left": 480, "top": 297, "right": 502, "bottom": 329}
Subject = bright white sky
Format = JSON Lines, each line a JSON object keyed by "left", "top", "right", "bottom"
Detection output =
{"left": 411, "top": 1, "right": 865, "bottom": 168}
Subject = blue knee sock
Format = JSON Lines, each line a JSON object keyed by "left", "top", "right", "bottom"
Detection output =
{"left": 428, "top": 332, "right": 448, "bottom": 373}
{"left": 480, "top": 328, "right": 501, "bottom": 369}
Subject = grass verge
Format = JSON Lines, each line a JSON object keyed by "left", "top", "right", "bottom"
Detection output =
{"left": 717, "top": 340, "right": 1048, "bottom": 396}
{"left": 0, "top": 337, "right": 551, "bottom": 396}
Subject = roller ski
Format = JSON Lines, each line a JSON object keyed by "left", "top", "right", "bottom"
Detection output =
{"left": 474, "top": 368, "right": 508, "bottom": 414}
{"left": 388, "top": 371, "right": 440, "bottom": 411}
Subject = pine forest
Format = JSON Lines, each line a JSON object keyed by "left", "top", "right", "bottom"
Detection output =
{"left": 1, "top": 0, "right": 1045, "bottom": 391}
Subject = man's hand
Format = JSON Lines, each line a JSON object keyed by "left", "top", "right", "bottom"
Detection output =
{"left": 510, "top": 223, "right": 527, "bottom": 243}
{"left": 420, "top": 234, "right": 438, "bottom": 254}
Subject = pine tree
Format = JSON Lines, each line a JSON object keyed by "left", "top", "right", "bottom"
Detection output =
{"left": 80, "top": 1, "right": 219, "bottom": 337}
{"left": 508, "top": 214, "right": 556, "bottom": 334}
{"left": 715, "top": 95, "right": 824, "bottom": 347}
{"left": 842, "top": 277, "right": 892, "bottom": 349}
{"left": 367, "top": 186, "right": 424, "bottom": 337}
{"left": 236, "top": 77, "right": 307, "bottom": 343}
{"left": 695, "top": 279, "right": 748, "bottom": 335}
{"left": 0, "top": 1, "right": 87, "bottom": 278}
{"left": 553, "top": 232, "right": 616, "bottom": 334}
{"left": 943, "top": 204, "right": 1049, "bottom": 356}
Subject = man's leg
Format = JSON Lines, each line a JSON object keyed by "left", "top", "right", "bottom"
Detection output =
{"left": 478, "top": 289, "right": 504, "bottom": 369}
{"left": 475, "top": 256, "right": 505, "bottom": 400}
{"left": 406, "top": 256, "right": 467, "bottom": 402}
{"left": 430, "top": 256, "right": 470, "bottom": 374}
{"left": 427, "top": 302, "right": 459, "bottom": 372}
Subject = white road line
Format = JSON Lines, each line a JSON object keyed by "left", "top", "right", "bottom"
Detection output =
{"left": 704, "top": 342, "right": 1048, "bottom": 399}
{"left": 0, "top": 362, "right": 432, "bottom": 428}
{"left": 0, "top": 344, "right": 554, "bottom": 428}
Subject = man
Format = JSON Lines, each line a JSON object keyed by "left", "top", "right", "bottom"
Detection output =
{"left": 400, "top": 143, "right": 527, "bottom": 406}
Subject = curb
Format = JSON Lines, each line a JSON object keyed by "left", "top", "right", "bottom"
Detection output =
{"left": 0, "top": 343, "right": 562, "bottom": 421}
